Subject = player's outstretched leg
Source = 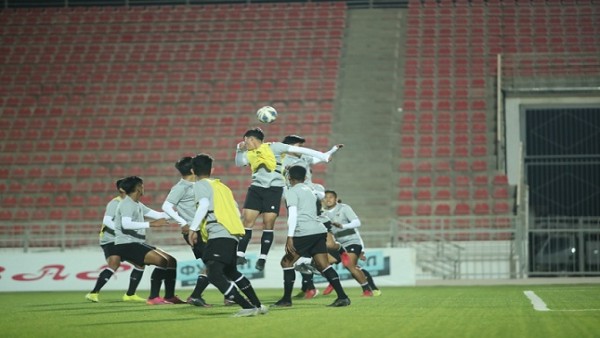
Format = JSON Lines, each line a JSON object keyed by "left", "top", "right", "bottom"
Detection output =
{"left": 360, "top": 266, "right": 381, "bottom": 296}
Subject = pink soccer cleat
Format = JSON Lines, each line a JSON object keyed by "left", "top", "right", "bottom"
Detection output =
{"left": 323, "top": 284, "right": 334, "bottom": 296}
{"left": 304, "top": 289, "right": 319, "bottom": 299}
{"left": 362, "top": 290, "right": 374, "bottom": 297}
{"left": 146, "top": 297, "right": 173, "bottom": 305}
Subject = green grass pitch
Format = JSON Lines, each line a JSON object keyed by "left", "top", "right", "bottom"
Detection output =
{"left": 1, "top": 285, "right": 599, "bottom": 338}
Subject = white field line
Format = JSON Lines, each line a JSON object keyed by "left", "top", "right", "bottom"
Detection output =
{"left": 555, "top": 309, "right": 600, "bottom": 312}
{"left": 524, "top": 290, "right": 550, "bottom": 311}
{"left": 524, "top": 290, "right": 600, "bottom": 312}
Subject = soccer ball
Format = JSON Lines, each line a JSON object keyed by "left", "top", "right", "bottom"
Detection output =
{"left": 256, "top": 106, "right": 278, "bottom": 124}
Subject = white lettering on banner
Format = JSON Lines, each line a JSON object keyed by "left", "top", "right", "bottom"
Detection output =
{"left": 0, "top": 247, "right": 415, "bottom": 292}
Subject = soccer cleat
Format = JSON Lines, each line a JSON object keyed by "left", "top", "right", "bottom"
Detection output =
{"left": 233, "top": 308, "right": 260, "bottom": 317}
{"left": 322, "top": 284, "right": 334, "bottom": 296}
{"left": 224, "top": 298, "right": 236, "bottom": 306}
{"left": 294, "top": 263, "right": 310, "bottom": 274}
{"left": 362, "top": 290, "right": 374, "bottom": 297}
{"left": 327, "top": 298, "right": 351, "bottom": 307}
{"left": 304, "top": 289, "right": 319, "bottom": 299}
{"left": 236, "top": 256, "right": 248, "bottom": 265}
{"left": 187, "top": 296, "right": 212, "bottom": 307}
{"left": 259, "top": 304, "right": 269, "bottom": 315}
{"left": 146, "top": 297, "right": 173, "bottom": 305}
{"left": 164, "top": 296, "right": 186, "bottom": 304}
{"left": 340, "top": 252, "right": 351, "bottom": 267}
{"left": 373, "top": 289, "right": 382, "bottom": 297}
{"left": 270, "top": 299, "right": 292, "bottom": 308}
{"left": 122, "top": 294, "right": 146, "bottom": 302}
{"left": 293, "top": 291, "right": 306, "bottom": 299}
{"left": 294, "top": 262, "right": 319, "bottom": 275}
{"left": 255, "top": 258, "right": 266, "bottom": 271}
{"left": 85, "top": 293, "right": 99, "bottom": 303}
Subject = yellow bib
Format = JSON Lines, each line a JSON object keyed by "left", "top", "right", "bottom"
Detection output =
{"left": 200, "top": 179, "right": 245, "bottom": 242}
{"left": 246, "top": 143, "right": 276, "bottom": 173}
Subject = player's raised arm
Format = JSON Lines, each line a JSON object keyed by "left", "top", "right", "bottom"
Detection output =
{"left": 286, "top": 144, "right": 331, "bottom": 163}
{"left": 235, "top": 141, "right": 249, "bottom": 167}
{"left": 309, "top": 144, "right": 344, "bottom": 165}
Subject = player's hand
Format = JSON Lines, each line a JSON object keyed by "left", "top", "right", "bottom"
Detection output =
{"left": 181, "top": 224, "right": 190, "bottom": 235}
{"left": 285, "top": 237, "right": 296, "bottom": 255}
{"left": 336, "top": 144, "right": 344, "bottom": 149}
{"left": 237, "top": 141, "right": 247, "bottom": 151}
{"left": 150, "top": 219, "right": 169, "bottom": 227}
{"left": 188, "top": 231, "right": 198, "bottom": 246}
{"left": 332, "top": 222, "right": 343, "bottom": 229}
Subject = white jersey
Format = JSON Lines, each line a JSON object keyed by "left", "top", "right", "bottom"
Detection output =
{"left": 114, "top": 196, "right": 152, "bottom": 244}
{"left": 322, "top": 203, "right": 363, "bottom": 247}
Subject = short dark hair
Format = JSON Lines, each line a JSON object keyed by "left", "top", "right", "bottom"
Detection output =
{"left": 324, "top": 190, "right": 338, "bottom": 199}
{"left": 191, "top": 153, "right": 213, "bottom": 177}
{"left": 120, "top": 176, "right": 143, "bottom": 194}
{"left": 282, "top": 134, "right": 306, "bottom": 145}
{"left": 288, "top": 165, "right": 306, "bottom": 181}
{"left": 325, "top": 190, "right": 341, "bottom": 203}
{"left": 175, "top": 156, "right": 193, "bottom": 176}
{"left": 115, "top": 178, "right": 125, "bottom": 191}
{"left": 243, "top": 128, "right": 265, "bottom": 141}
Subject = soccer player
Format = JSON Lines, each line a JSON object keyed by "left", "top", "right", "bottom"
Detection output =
{"left": 161, "top": 156, "right": 211, "bottom": 307}
{"left": 234, "top": 128, "right": 334, "bottom": 271}
{"left": 280, "top": 134, "right": 342, "bottom": 196}
{"left": 113, "top": 176, "right": 185, "bottom": 305}
{"left": 187, "top": 153, "right": 267, "bottom": 317}
{"left": 321, "top": 190, "right": 373, "bottom": 297}
{"left": 272, "top": 165, "right": 351, "bottom": 308}
{"left": 85, "top": 178, "right": 146, "bottom": 303}
{"left": 280, "top": 134, "right": 342, "bottom": 299}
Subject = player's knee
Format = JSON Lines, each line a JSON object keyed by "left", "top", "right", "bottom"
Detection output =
{"left": 106, "top": 256, "right": 121, "bottom": 270}
{"left": 280, "top": 255, "right": 294, "bottom": 268}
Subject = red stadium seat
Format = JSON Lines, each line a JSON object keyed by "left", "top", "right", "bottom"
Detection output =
{"left": 396, "top": 205, "right": 413, "bottom": 216}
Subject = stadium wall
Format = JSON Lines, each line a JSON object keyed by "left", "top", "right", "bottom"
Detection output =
{"left": 0, "top": 246, "right": 415, "bottom": 291}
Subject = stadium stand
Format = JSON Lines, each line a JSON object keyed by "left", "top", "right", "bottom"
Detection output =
{"left": 0, "top": 2, "right": 345, "bottom": 248}
{"left": 397, "top": 0, "right": 600, "bottom": 224}
{"left": 2, "top": 0, "right": 599, "bottom": 251}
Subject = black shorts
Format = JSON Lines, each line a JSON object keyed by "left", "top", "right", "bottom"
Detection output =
{"left": 114, "top": 242, "right": 156, "bottom": 267}
{"left": 243, "top": 185, "right": 283, "bottom": 214}
{"left": 183, "top": 231, "right": 206, "bottom": 260}
{"left": 345, "top": 244, "right": 363, "bottom": 256}
{"left": 203, "top": 237, "right": 238, "bottom": 266}
{"left": 293, "top": 233, "right": 328, "bottom": 258}
{"left": 101, "top": 242, "right": 118, "bottom": 259}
